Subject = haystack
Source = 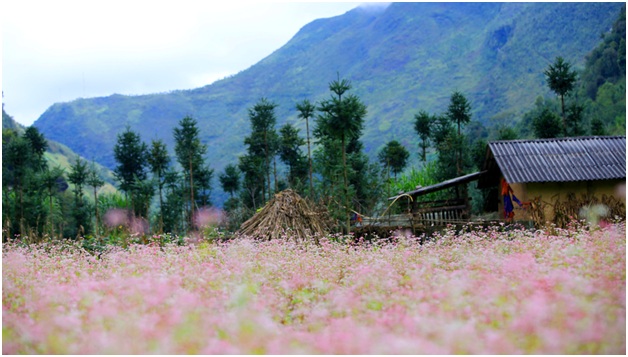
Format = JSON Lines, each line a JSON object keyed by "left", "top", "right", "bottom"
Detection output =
{"left": 237, "top": 189, "right": 330, "bottom": 243}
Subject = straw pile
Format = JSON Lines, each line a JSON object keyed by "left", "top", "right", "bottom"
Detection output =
{"left": 237, "top": 189, "right": 331, "bottom": 244}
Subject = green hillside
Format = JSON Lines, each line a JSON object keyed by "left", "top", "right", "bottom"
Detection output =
{"left": 3, "top": 109, "right": 117, "bottom": 193}
{"left": 32, "top": 2, "right": 624, "bottom": 205}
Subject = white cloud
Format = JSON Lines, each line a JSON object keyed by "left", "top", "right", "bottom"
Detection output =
{"left": 2, "top": 1, "right": 357, "bottom": 125}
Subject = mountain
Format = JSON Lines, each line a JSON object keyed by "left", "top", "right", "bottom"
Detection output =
{"left": 33, "top": 2, "right": 624, "bottom": 205}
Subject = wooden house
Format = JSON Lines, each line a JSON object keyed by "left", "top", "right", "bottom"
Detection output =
{"left": 478, "top": 136, "right": 626, "bottom": 226}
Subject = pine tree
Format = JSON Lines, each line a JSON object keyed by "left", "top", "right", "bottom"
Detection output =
{"left": 413, "top": 110, "right": 432, "bottom": 162}
{"left": 279, "top": 123, "right": 307, "bottom": 188}
{"left": 174, "top": 116, "right": 208, "bottom": 227}
{"left": 378, "top": 140, "right": 410, "bottom": 180}
{"left": 545, "top": 56, "right": 578, "bottom": 133}
{"left": 296, "top": 99, "right": 316, "bottom": 195}
{"left": 219, "top": 164, "right": 240, "bottom": 198}
{"left": 113, "top": 125, "right": 148, "bottom": 216}
{"left": 86, "top": 163, "right": 104, "bottom": 236}
{"left": 244, "top": 98, "right": 279, "bottom": 202}
{"left": 147, "top": 139, "right": 170, "bottom": 233}
{"left": 446, "top": 91, "right": 472, "bottom": 176}
{"left": 68, "top": 157, "right": 91, "bottom": 237}
{"left": 316, "top": 77, "right": 367, "bottom": 233}
{"left": 41, "top": 166, "right": 65, "bottom": 237}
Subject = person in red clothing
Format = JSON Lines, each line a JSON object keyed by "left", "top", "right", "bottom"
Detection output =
{"left": 501, "top": 178, "right": 522, "bottom": 221}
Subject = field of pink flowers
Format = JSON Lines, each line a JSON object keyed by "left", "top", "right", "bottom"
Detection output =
{"left": 3, "top": 224, "right": 626, "bottom": 354}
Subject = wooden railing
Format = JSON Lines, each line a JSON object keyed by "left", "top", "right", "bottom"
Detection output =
{"left": 358, "top": 198, "right": 471, "bottom": 232}
{"left": 411, "top": 198, "right": 469, "bottom": 227}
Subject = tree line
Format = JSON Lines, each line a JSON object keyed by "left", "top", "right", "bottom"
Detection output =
{"left": 2, "top": 114, "right": 214, "bottom": 240}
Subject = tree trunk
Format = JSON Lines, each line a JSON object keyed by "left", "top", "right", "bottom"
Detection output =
{"left": 93, "top": 187, "right": 99, "bottom": 237}
{"left": 189, "top": 155, "right": 195, "bottom": 227}
{"left": 560, "top": 94, "right": 567, "bottom": 134}
{"left": 158, "top": 182, "right": 164, "bottom": 234}
{"left": 273, "top": 156, "right": 278, "bottom": 193}
{"left": 306, "top": 118, "right": 314, "bottom": 195}
{"left": 48, "top": 187, "right": 54, "bottom": 237}
{"left": 342, "top": 134, "right": 350, "bottom": 235}
{"left": 265, "top": 130, "right": 271, "bottom": 202}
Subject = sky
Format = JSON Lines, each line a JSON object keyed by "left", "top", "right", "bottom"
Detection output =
{"left": 2, "top": 1, "right": 364, "bottom": 126}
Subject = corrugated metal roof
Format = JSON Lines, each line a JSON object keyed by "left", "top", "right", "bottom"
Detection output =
{"left": 488, "top": 136, "right": 626, "bottom": 183}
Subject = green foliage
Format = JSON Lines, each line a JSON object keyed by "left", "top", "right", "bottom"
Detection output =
{"left": 413, "top": 110, "right": 432, "bottom": 162}
{"left": 219, "top": 164, "right": 240, "bottom": 198}
{"left": 161, "top": 170, "right": 186, "bottom": 234}
{"left": 565, "top": 102, "right": 586, "bottom": 137}
{"left": 378, "top": 140, "right": 410, "bottom": 178}
{"left": 544, "top": 56, "right": 578, "bottom": 133}
{"left": 242, "top": 98, "right": 279, "bottom": 206}
{"left": 278, "top": 123, "right": 308, "bottom": 189}
{"left": 391, "top": 161, "right": 447, "bottom": 202}
{"left": 581, "top": 6, "right": 626, "bottom": 100}
{"left": 532, "top": 108, "right": 563, "bottom": 139}
{"left": 67, "top": 157, "right": 92, "bottom": 236}
{"left": 113, "top": 126, "right": 148, "bottom": 195}
{"left": 590, "top": 118, "right": 606, "bottom": 136}
{"left": 174, "top": 116, "right": 210, "bottom": 222}
{"left": 585, "top": 80, "right": 626, "bottom": 135}
{"left": 470, "top": 139, "right": 488, "bottom": 171}
{"left": 3, "top": 124, "right": 63, "bottom": 238}
{"left": 544, "top": 56, "right": 578, "bottom": 99}
{"left": 148, "top": 139, "right": 170, "bottom": 184}
{"left": 296, "top": 99, "right": 316, "bottom": 194}
{"left": 148, "top": 139, "right": 170, "bottom": 233}
{"left": 23, "top": 126, "right": 48, "bottom": 167}
{"left": 316, "top": 77, "right": 368, "bottom": 232}
{"left": 495, "top": 126, "right": 519, "bottom": 140}
{"left": 420, "top": 92, "right": 474, "bottom": 182}
{"left": 447, "top": 91, "right": 473, "bottom": 135}
{"left": 41, "top": 166, "right": 66, "bottom": 236}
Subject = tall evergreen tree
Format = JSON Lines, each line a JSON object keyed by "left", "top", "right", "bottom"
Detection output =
{"left": 147, "top": 139, "right": 170, "bottom": 233}
{"left": 296, "top": 99, "right": 316, "bottom": 194}
{"left": 238, "top": 154, "right": 265, "bottom": 210}
{"left": 2, "top": 128, "right": 50, "bottom": 236}
{"left": 113, "top": 125, "right": 148, "bottom": 215}
{"left": 378, "top": 140, "right": 410, "bottom": 180}
{"left": 278, "top": 123, "right": 308, "bottom": 188}
{"left": 23, "top": 126, "right": 48, "bottom": 169}
{"left": 243, "top": 98, "right": 278, "bottom": 202}
{"left": 195, "top": 164, "right": 214, "bottom": 208}
{"left": 173, "top": 116, "right": 208, "bottom": 226}
{"left": 86, "top": 163, "right": 104, "bottom": 236}
{"left": 219, "top": 164, "right": 240, "bottom": 198}
{"left": 413, "top": 110, "right": 432, "bottom": 162}
{"left": 41, "top": 166, "right": 65, "bottom": 237}
{"left": 544, "top": 56, "right": 578, "bottom": 133}
{"left": 68, "top": 157, "right": 91, "bottom": 237}
{"left": 446, "top": 91, "right": 472, "bottom": 176}
{"left": 161, "top": 169, "right": 185, "bottom": 234}
{"left": 317, "top": 77, "right": 367, "bottom": 233}
{"left": 3, "top": 135, "right": 33, "bottom": 226}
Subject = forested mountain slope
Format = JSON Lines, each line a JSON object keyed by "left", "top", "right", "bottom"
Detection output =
{"left": 33, "top": 2, "right": 623, "bottom": 176}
